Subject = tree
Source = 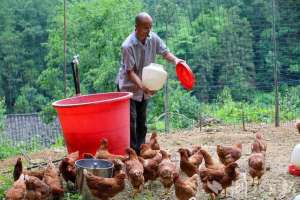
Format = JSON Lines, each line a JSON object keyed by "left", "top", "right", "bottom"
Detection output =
{"left": 172, "top": 6, "right": 255, "bottom": 101}
{"left": 46, "top": 0, "right": 143, "bottom": 94}
{"left": 0, "top": 0, "right": 59, "bottom": 112}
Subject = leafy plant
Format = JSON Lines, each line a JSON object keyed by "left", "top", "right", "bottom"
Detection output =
{"left": 0, "top": 174, "right": 13, "bottom": 199}
{"left": 51, "top": 136, "right": 65, "bottom": 148}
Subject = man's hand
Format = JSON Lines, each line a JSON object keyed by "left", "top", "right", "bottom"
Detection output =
{"left": 142, "top": 85, "right": 156, "bottom": 96}
{"left": 127, "top": 70, "right": 156, "bottom": 96}
{"left": 174, "top": 58, "right": 185, "bottom": 65}
{"left": 163, "top": 52, "right": 185, "bottom": 65}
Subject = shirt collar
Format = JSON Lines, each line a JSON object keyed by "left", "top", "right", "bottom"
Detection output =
{"left": 132, "top": 31, "right": 152, "bottom": 45}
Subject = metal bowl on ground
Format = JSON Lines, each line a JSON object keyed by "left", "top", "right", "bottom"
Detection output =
{"left": 75, "top": 159, "right": 114, "bottom": 200}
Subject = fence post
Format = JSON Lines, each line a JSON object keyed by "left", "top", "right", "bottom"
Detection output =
{"left": 199, "top": 110, "right": 202, "bottom": 131}
{"left": 164, "top": 78, "right": 170, "bottom": 134}
{"left": 241, "top": 103, "right": 246, "bottom": 131}
{"left": 63, "top": 0, "right": 67, "bottom": 98}
{"left": 272, "top": 0, "right": 280, "bottom": 127}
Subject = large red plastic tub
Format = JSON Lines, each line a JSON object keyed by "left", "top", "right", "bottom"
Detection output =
{"left": 52, "top": 92, "right": 132, "bottom": 158}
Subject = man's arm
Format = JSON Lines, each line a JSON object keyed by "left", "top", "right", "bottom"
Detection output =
{"left": 163, "top": 52, "right": 184, "bottom": 65}
{"left": 128, "top": 70, "right": 155, "bottom": 95}
{"left": 127, "top": 70, "right": 143, "bottom": 90}
{"left": 122, "top": 46, "right": 152, "bottom": 93}
{"left": 153, "top": 33, "right": 184, "bottom": 65}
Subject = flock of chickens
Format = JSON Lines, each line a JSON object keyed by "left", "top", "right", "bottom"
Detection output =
{"left": 4, "top": 129, "right": 273, "bottom": 200}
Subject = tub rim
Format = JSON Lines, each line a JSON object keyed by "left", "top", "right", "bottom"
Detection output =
{"left": 75, "top": 158, "right": 114, "bottom": 170}
{"left": 52, "top": 92, "right": 132, "bottom": 108}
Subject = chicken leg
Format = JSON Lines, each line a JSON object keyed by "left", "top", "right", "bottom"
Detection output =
{"left": 210, "top": 193, "right": 216, "bottom": 200}
{"left": 258, "top": 177, "right": 262, "bottom": 185}
{"left": 164, "top": 187, "right": 172, "bottom": 195}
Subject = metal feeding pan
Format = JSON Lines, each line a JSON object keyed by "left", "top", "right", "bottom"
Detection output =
{"left": 75, "top": 159, "right": 114, "bottom": 200}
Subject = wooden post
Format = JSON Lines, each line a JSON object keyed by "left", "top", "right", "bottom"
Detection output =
{"left": 164, "top": 21, "right": 170, "bottom": 134}
{"left": 272, "top": 0, "right": 280, "bottom": 127}
{"left": 199, "top": 111, "right": 202, "bottom": 132}
{"left": 242, "top": 103, "right": 246, "bottom": 131}
{"left": 164, "top": 79, "right": 170, "bottom": 133}
{"left": 63, "top": 0, "right": 67, "bottom": 98}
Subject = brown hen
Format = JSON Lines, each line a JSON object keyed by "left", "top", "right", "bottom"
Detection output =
{"left": 84, "top": 169, "right": 125, "bottom": 200}
{"left": 149, "top": 132, "right": 160, "bottom": 150}
{"left": 59, "top": 151, "right": 79, "bottom": 184}
{"left": 140, "top": 143, "right": 159, "bottom": 159}
{"left": 251, "top": 133, "right": 267, "bottom": 155}
{"left": 189, "top": 148, "right": 203, "bottom": 167}
{"left": 13, "top": 158, "right": 45, "bottom": 181}
{"left": 248, "top": 152, "right": 265, "bottom": 185}
{"left": 82, "top": 153, "right": 95, "bottom": 159}
{"left": 178, "top": 148, "right": 199, "bottom": 177}
{"left": 43, "top": 160, "right": 64, "bottom": 198}
{"left": 173, "top": 172, "right": 199, "bottom": 200}
{"left": 24, "top": 175, "right": 51, "bottom": 200}
{"left": 112, "top": 159, "right": 124, "bottom": 177}
{"left": 216, "top": 143, "right": 242, "bottom": 165}
{"left": 200, "top": 149, "right": 225, "bottom": 170}
{"left": 95, "top": 138, "right": 127, "bottom": 161}
{"left": 139, "top": 151, "right": 162, "bottom": 182}
{"left": 5, "top": 174, "right": 26, "bottom": 200}
{"left": 124, "top": 148, "right": 144, "bottom": 196}
{"left": 158, "top": 150, "right": 177, "bottom": 193}
{"left": 200, "top": 162, "right": 239, "bottom": 200}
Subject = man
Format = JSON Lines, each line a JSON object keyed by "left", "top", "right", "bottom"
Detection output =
{"left": 116, "top": 12, "right": 183, "bottom": 154}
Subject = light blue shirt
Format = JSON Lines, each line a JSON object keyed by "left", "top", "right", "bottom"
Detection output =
{"left": 116, "top": 31, "right": 169, "bottom": 101}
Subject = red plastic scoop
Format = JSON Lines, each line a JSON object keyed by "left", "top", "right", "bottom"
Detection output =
{"left": 288, "top": 164, "right": 300, "bottom": 176}
{"left": 176, "top": 62, "right": 196, "bottom": 90}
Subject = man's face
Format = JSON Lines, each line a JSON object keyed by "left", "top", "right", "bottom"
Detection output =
{"left": 136, "top": 18, "right": 152, "bottom": 41}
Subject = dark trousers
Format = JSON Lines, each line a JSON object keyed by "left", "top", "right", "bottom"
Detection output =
{"left": 116, "top": 84, "right": 148, "bottom": 154}
{"left": 130, "top": 98, "right": 148, "bottom": 154}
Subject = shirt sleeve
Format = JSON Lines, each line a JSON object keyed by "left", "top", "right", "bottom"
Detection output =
{"left": 155, "top": 34, "right": 170, "bottom": 55}
{"left": 122, "top": 46, "right": 135, "bottom": 71}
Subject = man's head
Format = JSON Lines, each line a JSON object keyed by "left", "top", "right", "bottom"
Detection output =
{"left": 135, "top": 12, "right": 153, "bottom": 42}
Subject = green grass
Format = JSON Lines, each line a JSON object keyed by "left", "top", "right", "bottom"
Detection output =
{"left": 134, "top": 190, "right": 154, "bottom": 200}
{"left": 0, "top": 143, "right": 22, "bottom": 160}
{"left": 0, "top": 174, "right": 13, "bottom": 199}
{"left": 63, "top": 192, "right": 82, "bottom": 200}
{"left": 147, "top": 85, "right": 300, "bottom": 129}
{"left": 0, "top": 138, "right": 43, "bottom": 160}
{"left": 0, "top": 172, "right": 83, "bottom": 200}
{"left": 51, "top": 136, "right": 65, "bottom": 148}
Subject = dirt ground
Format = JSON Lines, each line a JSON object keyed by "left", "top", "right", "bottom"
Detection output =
{"left": 1, "top": 123, "right": 300, "bottom": 200}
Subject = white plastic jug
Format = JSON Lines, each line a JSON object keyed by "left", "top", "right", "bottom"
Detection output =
{"left": 142, "top": 63, "right": 168, "bottom": 91}
{"left": 294, "top": 195, "right": 300, "bottom": 200}
{"left": 291, "top": 143, "right": 300, "bottom": 168}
